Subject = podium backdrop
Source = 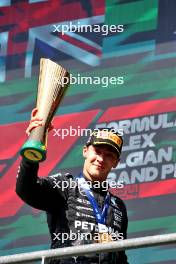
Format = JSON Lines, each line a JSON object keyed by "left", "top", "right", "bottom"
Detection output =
{"left": 0, "top": 1, "right": 176, "bottom": 263}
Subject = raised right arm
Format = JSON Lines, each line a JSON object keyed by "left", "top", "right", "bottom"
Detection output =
{"left": 16, "top": 158, "right": 68, "bottom": 212}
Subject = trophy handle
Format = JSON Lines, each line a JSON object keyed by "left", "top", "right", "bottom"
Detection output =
{"left": 20, "top": 126, "right": 48, "bottom": 162}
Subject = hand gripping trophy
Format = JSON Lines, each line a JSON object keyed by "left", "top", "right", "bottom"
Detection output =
{"left": 20, "top": 58, "right": 70, "bottom": 162}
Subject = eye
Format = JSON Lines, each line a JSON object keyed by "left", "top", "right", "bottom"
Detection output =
{"left": 95, "top": 148, "right": 101, "bottom": 155}
{"left": 106, "top": 153, "right": 114, "bottom": 159}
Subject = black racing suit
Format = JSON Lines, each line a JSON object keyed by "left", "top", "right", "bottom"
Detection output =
{"left": 16, "top": 159, "right": 129, "bottom": 264}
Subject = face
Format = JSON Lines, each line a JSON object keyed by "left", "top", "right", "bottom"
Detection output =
{"left": 83, "top": 144, "right": 119, "bottom": 182}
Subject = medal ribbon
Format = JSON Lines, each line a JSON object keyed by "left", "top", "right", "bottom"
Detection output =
{"left": 77, "top": 173, "right": 110, "bottom": 225}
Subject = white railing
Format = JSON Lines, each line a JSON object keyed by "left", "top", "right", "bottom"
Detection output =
{"left": 0, "top": 233, "right": 176, "bottom": 263}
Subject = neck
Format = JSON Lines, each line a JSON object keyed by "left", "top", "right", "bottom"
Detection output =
{"left": 81, "top": 170, "right": 108, "bottom": 193}
{"left": 83, "top": 168, "right": 94, "bottom": 182}
{"left": 83, "top": 168, "right": 106, "bottom": 183}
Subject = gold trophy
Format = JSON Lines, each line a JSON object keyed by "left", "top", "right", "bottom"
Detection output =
{"left": 20, "top": 58, "right": 70, "bottom": 162}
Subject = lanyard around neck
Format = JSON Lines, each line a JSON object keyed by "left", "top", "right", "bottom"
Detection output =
{"left": 77, "top": 173, "right": 110, "bottom": 225}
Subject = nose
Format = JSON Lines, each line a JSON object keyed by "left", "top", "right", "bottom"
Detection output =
{"left": 97, "top": 153, "right": 104, "bottom": 163}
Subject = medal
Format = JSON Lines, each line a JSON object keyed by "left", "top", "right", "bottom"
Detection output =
{"left": 98, "top": 232, "right": 112, "bottom": 243}
{"left": 97, "top": 223, "right": 112, "bottom": 243}
{"left": 98, "top": 223, "right": 108, "bottom": 233}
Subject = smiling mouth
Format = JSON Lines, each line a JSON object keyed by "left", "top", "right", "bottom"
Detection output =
{"left": 93, "top": 164, "right": 105, "bottom": 169}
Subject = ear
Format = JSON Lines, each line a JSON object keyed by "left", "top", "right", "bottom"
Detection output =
{"left": 83, "top": 145, "right": 88, "bottom": 158}
{"left": 112, "top": 158, "right": 120, "bottom": 168}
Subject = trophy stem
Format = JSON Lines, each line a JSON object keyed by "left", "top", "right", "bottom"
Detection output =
{"left": 20, "top": 126, "right": 47, "bottom": 162}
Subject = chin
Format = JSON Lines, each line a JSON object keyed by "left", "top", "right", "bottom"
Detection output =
{"left": 91, "top": 171, "right": 106, "bottom": 181}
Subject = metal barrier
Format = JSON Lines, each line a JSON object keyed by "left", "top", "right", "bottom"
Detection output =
{"left": 0, "top": 233, "right": 176, "bottom": 263}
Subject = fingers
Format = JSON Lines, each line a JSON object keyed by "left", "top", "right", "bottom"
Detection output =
{"left": 26, "top": 108, "right": 54, "bottom": 136}
{"left": 26, "top": 120, "right": 43, "bottom": 136}
{"left": 31, "top": 108, "right": 42, "bottom": 121}
{"left": 26, "top": 108, "right": 43, "bottom": 136}
{"left": 31, "top": 108, "right": 38, "bottom": 118}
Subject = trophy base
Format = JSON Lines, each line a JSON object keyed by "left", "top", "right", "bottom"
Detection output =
{"left": 20, "top": 140, "right": 46, "bottom": 162}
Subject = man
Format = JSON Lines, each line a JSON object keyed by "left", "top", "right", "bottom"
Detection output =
{"left": 16, "top": 109, "right": 129, "bottom": 264}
